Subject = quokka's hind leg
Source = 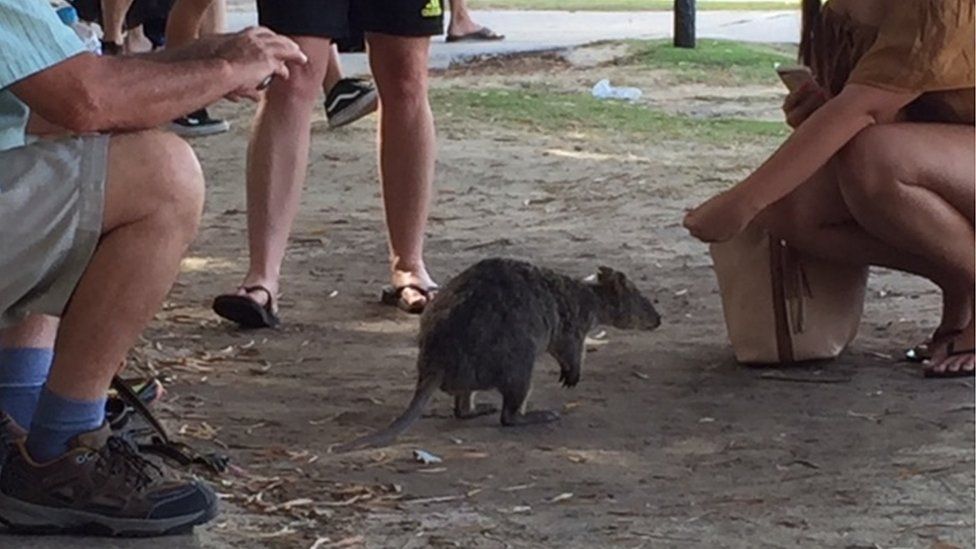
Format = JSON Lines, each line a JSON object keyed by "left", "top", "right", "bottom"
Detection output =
{"left": 453, "top": 391, "right": 498, "bottom": 419}
{"left": 499, "top": 377, "right": 560, "bottom": 427}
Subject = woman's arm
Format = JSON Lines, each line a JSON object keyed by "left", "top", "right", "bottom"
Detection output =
{"left": 683, "top": 83, "right": 919, "bottom": 243}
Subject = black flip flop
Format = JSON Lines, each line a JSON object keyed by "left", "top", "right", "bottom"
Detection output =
{"left": 923, "top": 341, "right": 975, "bottom": 378}
{"left": 381, "top": 284, "right": 438, "bottom": 315}
{"left": 906, "top": 329, "right": 962, "bottom": 363}
{"left": 212, "top": 285, "right": 280, "bottom": 329}
{"left": 446, "top": 27, "right": 505, "bottom": 43}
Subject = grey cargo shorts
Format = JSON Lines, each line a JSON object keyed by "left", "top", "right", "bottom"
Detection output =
{"left": 0, "top": 135, "right": 108, "bottom": 328}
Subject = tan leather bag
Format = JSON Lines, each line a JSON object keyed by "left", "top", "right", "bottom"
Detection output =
{"left": 710, "top": 223, "right": 869, "bottom": 364}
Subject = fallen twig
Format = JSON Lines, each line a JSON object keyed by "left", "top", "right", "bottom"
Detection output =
{"left": 759, "top": 373, "right": 851, "bottom": 384}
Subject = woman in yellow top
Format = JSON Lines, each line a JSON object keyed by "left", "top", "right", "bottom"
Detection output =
{"left": 684, "top": 0, "right": 975, "bottom": 377}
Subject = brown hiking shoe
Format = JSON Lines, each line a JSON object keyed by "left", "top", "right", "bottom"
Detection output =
{"left": 0, "top": 424, "right": 217, "bottom": 536}
{"left": 0, "top": 412, "right": 27, "bottom": 473}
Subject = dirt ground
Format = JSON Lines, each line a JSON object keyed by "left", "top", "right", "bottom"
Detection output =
{"left": 20, "top": 46, "right": 972, "bottom": 549}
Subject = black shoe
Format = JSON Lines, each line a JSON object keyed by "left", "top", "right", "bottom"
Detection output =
{"left": 0, "top": 425, "right": 218, "bottom": 537}
{"left": 100, "top": 40, "right": 123, "bottom": 55}
{"left": 168, "top": 108, "right": 230, "bottom": 137}
{"left": 325, "top": 78, "right": 379, "bottom": 129}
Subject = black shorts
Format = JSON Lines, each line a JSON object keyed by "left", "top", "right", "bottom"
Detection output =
{"left": 72, "top": 0, "right": 172, "bottom": 30}
{"left": 257, "top": 0, "right": 444, "bottom": 40}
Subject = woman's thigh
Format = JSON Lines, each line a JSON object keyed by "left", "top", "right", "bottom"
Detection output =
{"left": 838, "top": 122, "right": 975, "bottom": 224}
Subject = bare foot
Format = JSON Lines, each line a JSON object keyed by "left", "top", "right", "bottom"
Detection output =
{"left": 236, "top": 278, "right": 279, "bottom": 312}
{"left": 908, "top": 285, "right": 974, "bottom": 362}
{"left": 925, "top": 322, "right": 975, "bottom": 377}
{"left": 124, "top": 26, "right": 154, "bottom": 54}
{"left": 447, "top": 16, "right": 483, "bottom": 37}
{"left": 390, "top": 267, "right": 437, "bottom": 312}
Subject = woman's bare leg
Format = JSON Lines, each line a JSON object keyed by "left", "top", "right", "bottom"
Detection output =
{"left": 837, "top": 123, "right": 975, "bottom": 374}
{"left": 760, "top": 123, "right": 974, "bottom": 375}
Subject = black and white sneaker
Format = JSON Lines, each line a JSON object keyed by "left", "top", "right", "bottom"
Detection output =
{"left": 168, "top": 108, "right": 230, "bottom": 137}
{"left": 325, "top": 78, "right": 379, "bottom": 129}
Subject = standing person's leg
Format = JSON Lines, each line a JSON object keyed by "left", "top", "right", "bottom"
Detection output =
{"left": 322, "top": 44, "right": 379, "bottom": 129}
{"left": 165, "top": 0, "right": 229, "bottom": 137}
{"left": 323, "top": 44, "right": 343, "bottom": 93}
{"left": 238, "top": 38, "right": 331, "bottom": 303}
{"left": 0, "top": 131, "right": 216, "bottom": 534}
{"left": 213, "top": 0, "right": 350, "bottom": 328}
{"left": 200, "top": 0, "right": 225, "bottom": 36}
{"left": 365, "top": 31, "right": 437, "bottom": 313}
{"left": 100, "top": 0, "right": 136, "bottom": 53}
{"left": 446, "top": 0, "right": 503, "bottom": 42}
{"left": 164, "top": 0, "right": 213, "bottom": 46}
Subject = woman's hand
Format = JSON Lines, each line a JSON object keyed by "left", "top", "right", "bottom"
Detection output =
{"left": 683, "top": 190, "right": 759, "bottom": 243}
{"left": 783, "top": 81, "right": 827, "bottom": 129}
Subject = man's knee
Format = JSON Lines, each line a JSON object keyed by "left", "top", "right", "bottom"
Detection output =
{"left": 107, "top": 130, "right": 204, "bottom": 231}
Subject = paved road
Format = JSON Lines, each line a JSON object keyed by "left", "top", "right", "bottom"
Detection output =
{"left": 225, "top": 9, "right": 801, "bottom": 74}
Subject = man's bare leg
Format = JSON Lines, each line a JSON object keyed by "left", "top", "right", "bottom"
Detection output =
{"left": 235, "top": 37, "right": 333, "bottom": 308}
{"left": 367, "top": 33, "right": 437, "bottom": 309}
{"left": 46, "top": 131, "right": 203, "bottom": 403}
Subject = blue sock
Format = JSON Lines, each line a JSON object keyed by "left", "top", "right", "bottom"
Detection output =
{"left": 26, "top": 386, "right": 106, "bottom": 463}
{"left": 0, "top": 348, "right": 54, "bottom": 428}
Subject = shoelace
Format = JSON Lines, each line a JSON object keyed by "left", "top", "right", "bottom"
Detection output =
{"left": 95, "top": 435, "right": 163, "bottom": 491}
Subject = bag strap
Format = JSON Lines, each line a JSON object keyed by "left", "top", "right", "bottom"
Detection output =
{"left": 110, "top": 376, "right": 229, "bottom": 474}
{"left": 769, "top": 237, "right": 795, "bottom": 364}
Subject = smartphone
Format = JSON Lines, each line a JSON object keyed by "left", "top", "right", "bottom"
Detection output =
{"left": 775, "top": 65, "right": 815, "bottom": 93}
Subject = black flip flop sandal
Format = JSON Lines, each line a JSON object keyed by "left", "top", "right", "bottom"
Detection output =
{"left": 381, "top": 284, "right": 439, "bottom": 315}
{"left": 923, "top": 341, "right": 975, "bottom": 378}
{"left": 446, "top": 27, "right": 505, "bottom": 43}
{"left": 212, "top": 285, "right": 281, "bottom": 328}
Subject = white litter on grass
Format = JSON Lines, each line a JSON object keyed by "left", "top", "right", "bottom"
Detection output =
{"left": 413, "top": 449, "right": 443, "bottom": 464}
{"left": 592, "top": 79, "right": 642, "bottom": 102}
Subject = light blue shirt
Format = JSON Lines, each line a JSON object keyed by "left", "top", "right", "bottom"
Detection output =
{"left": 0, "top": 1, "right": 85, "bottom": 151}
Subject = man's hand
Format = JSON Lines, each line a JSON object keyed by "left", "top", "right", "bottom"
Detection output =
{"left": 683, "top": 190, "right": 759, "bottom": 243}
{"left": 215, "top": 27, "right": 307, "bottom": 101}
{"left": 783, "top": 81, "right": 827, "bottom": 129}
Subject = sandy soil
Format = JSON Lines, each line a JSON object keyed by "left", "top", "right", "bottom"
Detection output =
{"left": 12, "top": 47, "right": 970, "bottom": 549}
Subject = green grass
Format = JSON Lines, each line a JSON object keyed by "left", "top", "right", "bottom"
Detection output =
{"left": 433, "top": 87, "right": 788, "bottom": 143}
{"left": 469, "top": 0, "right": 797, "bottom": 11}
{"left": 625, "top": 39, "right": 796, "bottom": 84}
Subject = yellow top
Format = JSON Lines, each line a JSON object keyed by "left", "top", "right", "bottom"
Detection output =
{"left": 815, "top": 0, "right": 975, "bottom": 123}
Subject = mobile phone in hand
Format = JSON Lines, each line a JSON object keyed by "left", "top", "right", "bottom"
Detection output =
{"left": 775, "top": 65, "right": 814, "bottom": 93}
